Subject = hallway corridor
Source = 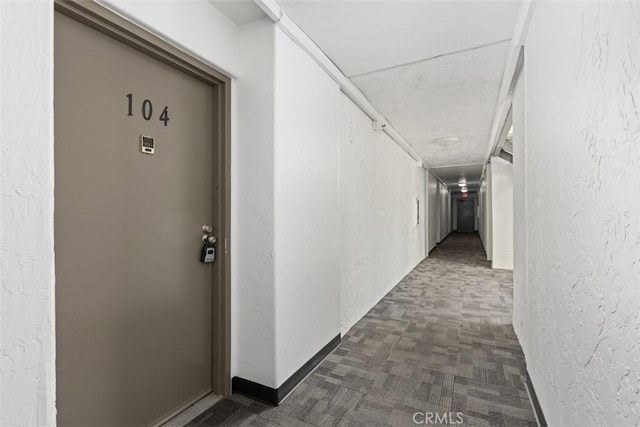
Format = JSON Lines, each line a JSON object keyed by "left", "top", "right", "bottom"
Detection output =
{"left": 188, "top": 233, "right": 536, "bottom": 426}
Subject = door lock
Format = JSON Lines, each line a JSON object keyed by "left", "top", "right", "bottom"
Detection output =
{"left": 201, "top": 224, "right": 216, "bottom": 263}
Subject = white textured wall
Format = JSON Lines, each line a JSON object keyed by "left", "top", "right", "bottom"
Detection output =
{"left": 340, "top": 92, "right": 426, "bottom": 335}
{"left": 478, "top": 180, "right": 485, "bottom": 243}
{"left": 445, "top": 189, "right": 451, "bottom": 236}
{"left": 0, "top": 2, "right": 56, "bottom": 425}
{"left": 489, "top": 157, "right": 513, "bottom": 270}
{"left": 473, "top": 197, "right": 479, "bottom": 231}
{"left": 512, "top": 71, "right": 526, "bottom": 340}
{"left": 233, "top": 20, "right": 277, "bottom": 387}
{"left": 437, "top": 182, "right": 451, "bottom": 242}
{"left": 479, "top": 167, "right": 493, "bottom": 260}
{"left": 514, "top": 2, "right": 640, "bottom": 425}
{"left": 273, "top": 29, "right": 341, "bottom": 386}
{"left": 99, "top": 0, "right": 242, "bottom": 77}
{"left": 427, "top": 171, "right": 438, "bottom": 252}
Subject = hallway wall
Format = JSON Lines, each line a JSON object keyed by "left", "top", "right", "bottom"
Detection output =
{"left": 474, "top": 197, "right": 479, "bottom": 231}
{"left": 1, "top": 0, "right": 286, "bottom": 409}
{"left": 273, "top": 29, "right": 341, "bottom": 386}
{"left": 98, "top": 0, "right": 428, "bottom": 391}
{"left": 514, "top": 2, "right": 640, "bottom": 425}
{"left": 98, "top": 0, "right": 242, "bottom": 75}
{"left": 479, "top": 169, "right": 492, "bottom": 259}
{"left": 0, "top": 2, "right": 55, "bottom": 425}
{"left": 340, "top": 92, "right": 426, "bottom": 335}
{"left": 512, "top": 70, "right": 527, "bottom": 355}
{"left": 489, "top": 157, "right": 513, "bottom": 270}
{"left": 444, "top": 185, "right": 452, "bottom": 237}
{"left": 427, "top": 170, "right": 438, "bottom": 252}
{"left": 0, "top": 1, "right": 433, "bottom": 415}
{"left": 233, "top": 19, "right": 278, "bottom": 389}
{"left": 436, "top": 181, "right": 452, "bottom": 243}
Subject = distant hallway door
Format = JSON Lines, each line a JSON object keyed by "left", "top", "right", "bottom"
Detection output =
{"left": 457, "top": 199, "right": 475, "bottom": 232}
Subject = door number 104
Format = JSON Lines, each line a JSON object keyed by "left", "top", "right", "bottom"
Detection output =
{"left": 126, "top": 93, "right": 170, "bottom": 126}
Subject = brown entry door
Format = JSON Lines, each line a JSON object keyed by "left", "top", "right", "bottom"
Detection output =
{"left": 55, "top": 12, "right": 217, "bottom": 426}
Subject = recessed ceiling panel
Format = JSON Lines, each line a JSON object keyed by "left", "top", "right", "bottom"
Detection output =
{"left": 353, "top": 41, "right": 509, "bottom": 167}
{"left": 277, "top": 0, "right": 521, "bottom": 77}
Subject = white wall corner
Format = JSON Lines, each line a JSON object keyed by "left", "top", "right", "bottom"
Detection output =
{"left": 0, "top": 1, "right": 56, "bottom": 425}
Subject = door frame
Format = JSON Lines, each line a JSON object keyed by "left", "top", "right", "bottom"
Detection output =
{"left": 54, "top": 0, "right": 232, "bottom": 398}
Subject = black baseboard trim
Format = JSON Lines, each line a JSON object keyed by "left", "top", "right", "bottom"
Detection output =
{"left": 525, "top": 371, "right": 547, "bottom": 427}
{"left": 232, "top": 334, "right": 341, "bottom": 405}
{"left": 436, "top": 231, "right": 452, "bottom": 246}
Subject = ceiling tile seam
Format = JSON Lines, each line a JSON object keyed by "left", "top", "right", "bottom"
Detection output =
{"left": 349, "top": 39, "right": 513, "bottom": 180}
{"left": 349, "top": 38, "right": 512, "bottom": 80}
{"left": 253, "top": 0, "right": 434, "bottom": 171}
{"left": 431, "top": 162, "right": 485, "bottom": 169}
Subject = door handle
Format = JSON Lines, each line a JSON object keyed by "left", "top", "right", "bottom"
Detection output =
{"left": 201, "top": 224, "right": 216, "bottom": 244}
{"left": 202, "top": 235, "right": 217, "bottom": 244}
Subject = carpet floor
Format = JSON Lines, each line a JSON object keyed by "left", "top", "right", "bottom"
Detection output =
{"left": 187, "top": 232, "right": 537, "bottom": 426}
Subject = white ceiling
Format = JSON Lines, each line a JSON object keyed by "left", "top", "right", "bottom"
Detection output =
{"left": 209, "top": 0, "right": 521, "bottom": 186}
{"left": 208, "top": 0, "right": 266, "bottom": 25}
{"left": 276, "top": 0, "right": 521, "bottom": 185}
{"left": 431, "top": 163, "right": 484, "bottom": 193}
{"left": 277, "top": 0, "right": 520, "bottom": 78}
{"left": 353, "top": 40, "right": 510, "bottom": 167}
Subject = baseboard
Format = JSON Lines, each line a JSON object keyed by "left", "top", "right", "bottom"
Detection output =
{"left": 479, "top": 234, "right": 489, "bottom": 258}
{"left": 435, "top": 231, "right": 456, "bottom": 247}
{"left": 232, "top": 334, "right": 341, "bottom": 405}
{"left": 525, "top": 371, "right": 547, "bottom": 427}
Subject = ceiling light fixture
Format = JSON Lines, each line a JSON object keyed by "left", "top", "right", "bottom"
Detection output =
{"left": 461, "top": 188, "right": 468, "bottom": 193}
{"left": 436, "top": 136, "right": 460, "bottom": 144}
{"left": 457, "top": 178, "right": 467, "bottom": 187}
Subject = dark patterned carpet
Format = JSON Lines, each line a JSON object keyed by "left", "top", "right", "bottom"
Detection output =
{"left": 187, "top": 233, "right": 536, "bottom": 426}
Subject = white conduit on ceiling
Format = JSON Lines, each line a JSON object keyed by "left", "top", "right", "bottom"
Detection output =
{"left": 253, "top": 0, "right": 429, "bottom": 171}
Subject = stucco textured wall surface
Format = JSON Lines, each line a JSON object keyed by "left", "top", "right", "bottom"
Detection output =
{"left": 427, "top": 171, "right": 438, "bottom": 252}
{"left": 515, "top": 2, "right": 640, "bottom": 425}
{"left": 435, "top": 181, "right": 451, "bottom": 243}
{"left": 0, "top": 2, "right": 56, "bottom": 426}
{"left": 233, "top": 21, "right": 278, "bottom": 387}
{"left": 339, "top": 92, "right": 426, "bottom": 335}
{"left": 479, "top": 167, "right": 492, "bottom": 260}
{"left": 512, "top": 71, "right": 526, "bottom": 343}
{"left": 489, "top": 157, "right": 513, "bottom": 270}
{"left": 274, "top": 29, "right": 341, "bottom": 387}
